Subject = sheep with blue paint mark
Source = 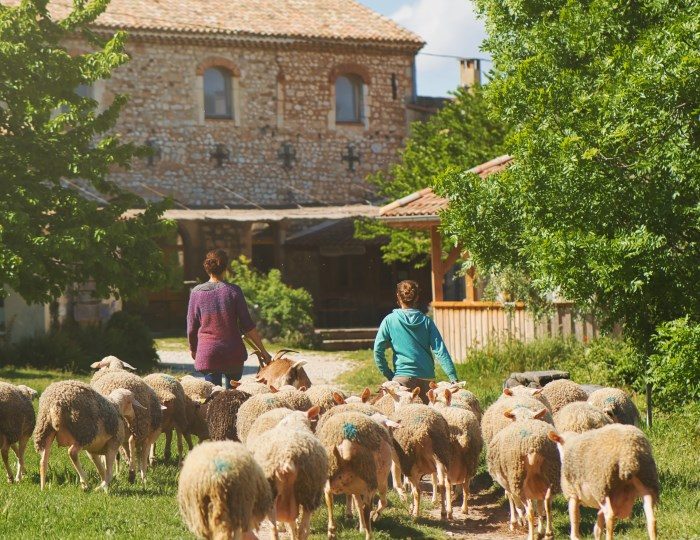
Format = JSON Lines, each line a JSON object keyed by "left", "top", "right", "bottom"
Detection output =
{"left": 178, "top": 440, "right": 273, "bottom": 540}
{"left": 587, "top": 387, "right": 641, "bottom": 426}
{"left": 143, "top": 373, "right": 190, "bottom": 463}
{"left": 236, "top": 392, "right": 288, "bottom": 443}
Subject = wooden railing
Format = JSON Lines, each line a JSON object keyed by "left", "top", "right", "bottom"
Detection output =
{"left": 432, "top": 301, "right": 599, "bottom": 362}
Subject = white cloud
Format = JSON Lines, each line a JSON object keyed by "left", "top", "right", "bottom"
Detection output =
{"left": 390, "top": 0, "right": 488, "bottom": 96}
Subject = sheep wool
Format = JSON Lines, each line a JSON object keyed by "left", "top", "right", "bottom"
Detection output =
{"left": 180, "top": 375, "right": 217, "bottom": 440}
{"left": 204, "top": 390, "right": 252, "bottom": 441}
{"left": 446, "top": 389, "right": 482, "bottom": 420}
{"left": 143, "top": 373, "right": 189, "bottom": 434}
{"left": 246, "top": 407, "right": 295, "bottom": 445}
{"left": 304, "top": 385, "right": 346, "bottom": 414}
{"left": 0, "top": 382, "right": 36, "bottom": 482}
{"left": 316, "top": 402, "right": 379, "bottom": 432}
{"left": 558, "top": 424, "right": 660, "bottom": 514}
{"left": 274, "top": 387, "right": 313, "bottom": 412}
{"left": 235, "top": 381, "right": 271, "bottom": 396}
{"left": 178, "top": 441, "right": 273, "bottom": 539}
{"left": 440, "top": 406, "right": 482, "bottom": 479}
{"left": 554, "top": 401, "right": 613, "bottom": 434}
{"left": 92, "top": 371, "right": 161, "bottom": 442}
{"left": 236, "top": 393, "right": 287, "bottom": 443}
{"left": 587, "top": 387, "right": 641, "bottom": 426}
{"left": 540, "top": 379, "right": 588, "bottom": 414}
{"left": 482, "top": 396, "right": 553, "bottom": 445}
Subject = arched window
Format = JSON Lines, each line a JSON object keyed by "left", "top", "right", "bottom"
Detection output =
{"left": 335, "top": 74, "right": 363, "bottom": 123}
{"left": 204, "top": 67, "right": 233, "bottom": 119}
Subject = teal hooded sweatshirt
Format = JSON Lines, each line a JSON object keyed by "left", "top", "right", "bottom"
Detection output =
{"left": 373, "top": 308, "right": 458, "bottom": 382}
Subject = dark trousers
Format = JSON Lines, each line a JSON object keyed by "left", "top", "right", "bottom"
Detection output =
{"left": 392, "top": 376, "right": 433, "bottom": 404}
{"left": 203, "top": 364, "right": 244, "bottom": 389}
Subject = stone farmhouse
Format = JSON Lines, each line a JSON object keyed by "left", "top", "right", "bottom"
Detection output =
{"left": 2, "top": 0, "right": 477, "bottom": 342}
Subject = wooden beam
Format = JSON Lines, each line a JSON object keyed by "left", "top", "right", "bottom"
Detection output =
{"left": 465, "top": 266, "right": 476, "bottom": 301}
{"left": 430, "top": 226, "right": 444, "bottom": 302}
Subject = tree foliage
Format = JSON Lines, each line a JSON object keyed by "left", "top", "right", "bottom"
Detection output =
{"left": 440, "top": 0, "right": 700, "bottom": 354}
{"left": 0, "top": 0, "right": 171, "bottom": 303}
{"left": 356, "top": 87, "right": 506, "bottom": 266}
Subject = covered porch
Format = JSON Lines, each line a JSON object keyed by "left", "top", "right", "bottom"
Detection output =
{"left": 379, "top": 155, "right": 599, "bottom": 361}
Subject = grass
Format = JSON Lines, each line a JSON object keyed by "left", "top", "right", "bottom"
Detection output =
{"left": 337, "top": 339, "right": 700, "bottom": 540}
{"left": 0, "top": 365, "right": 451, "bottom": 539}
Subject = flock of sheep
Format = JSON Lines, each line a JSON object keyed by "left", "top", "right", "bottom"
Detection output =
{"left": 0, "top": 351, "right": 660, "bottom": 540}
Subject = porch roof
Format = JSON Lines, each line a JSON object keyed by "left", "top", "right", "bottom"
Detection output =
{"left": 378, "top": 155, "right": 514, "bottom": 228}
{"left": 125, "top": 204, "right": 379, "bottom": 223}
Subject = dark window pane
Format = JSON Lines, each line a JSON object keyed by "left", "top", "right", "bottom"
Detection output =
{"left": 204, "top": 68, "right": 232, "bottom": 118}
{"left": 335, "top": 75, "right": 362, "bottom": 122}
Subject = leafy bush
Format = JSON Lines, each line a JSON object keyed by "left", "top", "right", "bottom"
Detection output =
{"left": 581, "top": 337, "right": 645, "bottom": 392}
{"left": 650, "top": 317, "right": 700, "bottom": 412}
{"left": 0, "top": 312, "right": 158, "bottom": 373}
{"left": 229, "top": 256, "right": 316, "bottom": 348}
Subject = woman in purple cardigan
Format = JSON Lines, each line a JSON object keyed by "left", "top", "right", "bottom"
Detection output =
{"left": 186, "top": 249, "right": 271, "bottom": 388}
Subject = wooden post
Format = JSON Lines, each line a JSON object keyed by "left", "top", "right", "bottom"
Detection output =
{"left": 430, "top": 226, "right": 444, "bottom": 302}
{"left": 465, "top": 266, "right": 477, "bottom": 301}
{"left": 273, "top": 221, "right": 287, "bottom": 271}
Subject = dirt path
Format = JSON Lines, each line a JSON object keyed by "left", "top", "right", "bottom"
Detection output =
{"left": 157, "top": 345, "right": 516, "bottom": 539}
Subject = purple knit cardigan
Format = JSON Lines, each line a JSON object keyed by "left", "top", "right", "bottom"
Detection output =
{"left": 186, "top": 281, "right": 255, "bottom": 373}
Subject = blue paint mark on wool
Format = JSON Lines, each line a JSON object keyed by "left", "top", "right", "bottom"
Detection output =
{"left": 212, "top": 458, "right": 231, "bottom": 476}
{"left": 604, "top": 396, "right": 616, "bottom": 405}
{"left": 518, "top": 428, "right": 531, "bottom": 439}
{"left": 163, "top": 374, "right": 177, "bottom": 383}
{"left": 342, "top": 422, "right": 359, "bottom": 441}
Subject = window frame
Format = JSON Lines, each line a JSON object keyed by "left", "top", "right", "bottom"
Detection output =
{"left": 203, "top": 67, "right": 234, "bottom": 120}
{"left": 334, "top": 74, "right": 364, "bottom": 125}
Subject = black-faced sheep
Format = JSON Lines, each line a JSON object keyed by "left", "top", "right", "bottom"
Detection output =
{"left": 0, "top": 382, "right": 37, "bottom": 482}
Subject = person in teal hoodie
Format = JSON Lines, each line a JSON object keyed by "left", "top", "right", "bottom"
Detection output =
{"left": 373, "top": 280, "right": 459, "bottom": 403}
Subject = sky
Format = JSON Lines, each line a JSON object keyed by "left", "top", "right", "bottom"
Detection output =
{"left": 359, "top": 0, "right": 488, "bottom": 97}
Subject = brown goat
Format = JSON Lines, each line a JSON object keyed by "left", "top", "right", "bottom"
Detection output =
{"left": 254, "top": 350, "right": 312, "bottom": 389}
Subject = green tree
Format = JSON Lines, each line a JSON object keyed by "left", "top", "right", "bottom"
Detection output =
{"left": 0, "top": 0, "right": 171, "bottom": 304}
{"left": 356, "top": 87, "right": 506, "bottom": 266}
{"left": 440, "top": 0, "right": 700, "bottom": 422}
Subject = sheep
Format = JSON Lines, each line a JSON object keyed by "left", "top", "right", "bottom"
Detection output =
{"left": 178, "top": 440, "right": 274, "bottom": 540}
{"left": 0, "top": 382, "right": 37, "bottom": 483}
{"left": 343, "top": 388, "right": 372, "bottom": 405}
{"left": 554, "top": 401, "right": 613, "bottom": 434}
{"left": 234, "top": 380, "right": 271, "bottom": 396}
{"left": 89, "top": 355, "right": 137, "bottom": 385}
{"left": 549, "top": 424, "right": 660, "bottom": 540}
{"left": 204, "top": 389, "right": 252, "bottom": 442}
{"left": 427, "top": 383, "right": 482, "bottom": 420}
{"left": 236, "top": 393, "right": 288, "bottom": 443}
{"left": 179, "top": 374, "right": 222, "bottom": 443}
{"left": 254, "top": 349, "right": 312, "bottom": 389}
{"left": 246, "top": 407, "right": 295, "bottom": 445}
{"left": 501, "top": 385, "right": 551, "bottom": 410}
{"left": 143, "top": 373, "right": 189, "bottom": 463}
{"left": 371, "top": 386, "right": 422, "bottom": 416}
{"left": 251, "top": 413, "right": 328, "bottom": 540}
{"left": 34, "top": 380, "right": 144, "bottom": 491}
{"left": 92, "top": 370, "right": 163, "bottom": 483}
{"left": 429, "top": 389, "right": 483, "bottom": 518}
{"left": 390, "top": 403, "right": 452, "bottom": 519}
{"left": 274, "top": 387, "right": 313, "bottom": 412}
{"left": 488, "top": 418, "right": 561, "bottom": 540}
{"left": 540, "top": 379, "right": 588, "bottom": 414}
{"left": 482, "top": 396, "right": 554, "bottom": 446}
{"left": 317, "top": 411, "right": 394, "bottom": 539}
{"left": 587, "top": 387, "right": 641, "bottom": 426}
{"left": 316, "top": 400, "right": 380, "bottom": 432}
{"left": 304, "top": 384, "right": 348, "bottom": 413}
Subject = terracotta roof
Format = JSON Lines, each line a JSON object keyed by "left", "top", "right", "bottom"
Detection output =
{"left": 379, "top": 155, "right": 514, "bottom": 225}
{"left": 7, "top": 0, "right": 423, "bottom": 47}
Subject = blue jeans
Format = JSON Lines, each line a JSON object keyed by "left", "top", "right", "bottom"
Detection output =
{"left": 203, "top": 364, "right": 244, "bottom": 389}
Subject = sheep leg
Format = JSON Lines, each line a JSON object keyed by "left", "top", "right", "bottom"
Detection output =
{"left": 127, "top": 435, "right": 137, "bottom": 483}
{"left": 1, "top": 444, "right": 12, "bottom": 483}
{"left": 298, "top": 507, "right": 312, "bottom": 540}
{"left": 68, "top": 444, "right": 89, "bottom": 490}
{"left": 445, "top": 479, "right": 454, "bottom": 520}
{"left": 103, "top": 446, "right": 117, "bottom": 490}
{"left": 508, "top": 492, "right": 517, "bottom": 530}
{"left": 39, "top": 431, "right": 55, "bottom": 490}
{"left": 603, "top": 496, "right": 615, "bottom": 540}
{"left": 88, "top": 452, "right": 106, "bottom": 483}
{"left": 543, "top": 488, "right": 554, "bottom": 539}
{"left": 345, "top": 494, "right": 353, "bottom": 518}
{"left": 268, "top": 506, "right": 279, "bottom": 540}
{"left": 461, "top": 482, "right": 470, "bottom": 515}
{"left": 431, "top": 473, "right": 439, "bottom": 503}
{"left": 594, "top": 510, "right": 604, "bottom": 540}
{"left": 324, "top": 484, "right": 336, "bottom": 539}
{"left": 163, "top": 428, "right": 172, "bottom": 462}
{"left": 138, "top": 441, "right": 149, "bottom": 484}
{"left": 356, "top": 494, "right": 372, "bottom": 540}
{"left": 435, "top": 463, "right": 448, "bottom": 520}
{"left": 12, "top": 438, "right": 28, "bottom": 482}
{"left": 409, "top": 476, "right": 421, "bottom": 518}
{"left": 525, "top": 499, "right": 536, "bottom": 540}
{"left": 568, "top": 497, "right": 581, "bottom": 540}
{"left": 175, "top": 429, "right": 184, "bottom": 464}
{"left": 391, "top": 460, "right": 407, "bottom": 501}
{"left": 183, "top": 432, "right": 194, "bottom": 451}
{"left": 354, "top": 495, "right": 365, "bottom": 532}
{"left": 371, "top": 481, "right": 388, "bottom": 522}
{"left": 642, "top": 493, "right": 656, "bottom": 540}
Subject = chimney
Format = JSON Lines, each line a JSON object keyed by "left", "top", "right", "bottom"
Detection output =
{"left": 459, "top": 58, "right": 481, "bottom": 92}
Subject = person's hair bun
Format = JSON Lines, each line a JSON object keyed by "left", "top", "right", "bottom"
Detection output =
{"left": 397, "top": 280, "right": 420, "bottom": 307}
{"left": 203, "top": 249, "right": 228, "bottom": 276}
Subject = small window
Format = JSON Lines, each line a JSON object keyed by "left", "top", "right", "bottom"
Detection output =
{"left": 335, "top": 74, "right": 363, "bottom": 123}
{"left": 204, "top": 67, "right": 233, "bottom": 119}
{"left": 59, "top": 84, "right": 93, "bottom": 113}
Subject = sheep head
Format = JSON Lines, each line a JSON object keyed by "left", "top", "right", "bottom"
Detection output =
{"left": 15, "top": 384, "right": 38, "bottom": 400}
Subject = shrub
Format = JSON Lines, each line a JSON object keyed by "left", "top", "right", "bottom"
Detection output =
{"left": 0, "top": 312, "right": 158, "bottom": 373}
{"left": 229, "top": 256, "right": 315, "bottom": 348}
{"left": 582, "top": 336, "right": 645, "bottom": 392}
{"left": 650, "top": 317, "right": 700, "bottom": 412}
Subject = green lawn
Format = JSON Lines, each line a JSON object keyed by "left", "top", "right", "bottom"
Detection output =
{"left": 0, "top": 366, "right": 450, "bottom": 539}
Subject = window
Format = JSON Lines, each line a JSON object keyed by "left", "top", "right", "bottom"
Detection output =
{"left": 204, "top": 68, "right": 233, "bottom": 119}
{"left": 59, "top": 84, "right": 93, "bottom": 114}
{"left": 335, "top": 74, "right": 363, "bottom": 123}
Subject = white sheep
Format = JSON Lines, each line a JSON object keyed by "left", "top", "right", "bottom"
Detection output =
{"left": 179, "top": 374, "right": 222, "bottom": 444}
{"left": 143, "top": 373, "right": 189, "bottom": 463}
{"left": 540, "top": 379, "right": 588, "bottom": 414}
{"left": 178, "top": 440, "right": 274, "bottom": 539}
{"left": 34, "top": 380, "right": 144, "bottom": 491}
{"left": 554, "top": 401, "right": 613, "bottom": 434}
{"left": 0, "top": 382, "right": 37, "bottom": 482}
{"left": 549, "top": 424, "right": 660, "bottom": 540}
{"left": 587, "top": 387, "right": 641, "bottom": 426}
{"left": 482, "top": 395, "right": 554, "bottom": 445}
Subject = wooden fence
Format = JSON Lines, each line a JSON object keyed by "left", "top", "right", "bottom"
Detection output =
{"left": 432, "top": 301, "right": 599, "bottom": 362}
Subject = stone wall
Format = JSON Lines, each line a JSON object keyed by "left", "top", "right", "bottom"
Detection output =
{"left": 88, "top": 38, "right": 416, "bottom": 207}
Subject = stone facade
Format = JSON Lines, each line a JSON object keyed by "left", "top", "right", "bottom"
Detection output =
{"left": 83, "top": 37, "right": 417, "bottom": 207}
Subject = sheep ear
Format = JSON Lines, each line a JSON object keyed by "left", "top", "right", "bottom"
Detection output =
{"left": 360, "top": 388, "right": 371, "bottom": 402}
{"left": 306, "top": 405, "right": 321, "bottom": 420}
{"left": 298, "top": 386, "right": 307, "bottom": 392}
{"left": 548, "top": 431, "right": 564, "bottom": 444}
{"left": 122, "top": 361, "right": 137, "bottom": 371}
{"left": 132, "top": 397, "right": 147, "bottom": 410}
{"left": 503, "top": 408, "right": 516, "bottom": 420}
{"left": 429, "top": 381, "right": 438, "bottom": 389}
{"left": 90, "top": 360, "right": 106, "bottom": 369}
{"left": 426, "top": 389, "right": 435, "bottom": 403}
{"left": 332, "top": 392, "right": 346, "bottom": 405}
{"left": 269, "top": 385, "right": 279, "bottom": 393}
{"left": 443, "top": 389, "right": 452, "bottom": 406}
{"left": 534, "top": 408, "right": 548, "bottom": 420}
{"left": 503, "top": 387, "right": 513, "bottom": 396}
{"left": 411, "top": 387, "right": 421, "bottom": 399}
